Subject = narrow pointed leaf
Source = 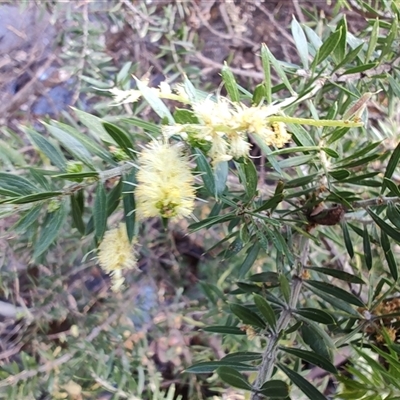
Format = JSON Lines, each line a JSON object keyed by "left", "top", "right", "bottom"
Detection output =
{"left": 221, "top": 65, "right": 240, "bottom": 102}
{"left": 44, "top": 123, "right": 95, "bottom": 169}
{"left": 305, "top": 280, "right": 364, "bottom": 307}
{"left": 278, "top": 363, "right": 328, "bottom": 400}
{"left": 363, "top": 226, "right": 372, "bottom": 270}
{"left": 306, "top": 266, "right": 364, "bottom": 284}
{"left": 238, "top": 243, "right": 261, "bottom": 278}
{"left": 216, "top": 367, "right": 252, "bottom": 391}
{"left": 123, "top": 171, "right": 136, "bottom": 242}
{"left": 341, "top": 221, "right": 354, "bottom": 258}
{"left": 253, "top": 294, "right": 277, "bottom": 330}
{"left": 258, "top": 380, "right": 289, "bottom": 398}
{"left": 280, "top": 346, "right": 337, "bottom": 374}
{"left": 295, "top": 308, "right": 335, "bottom": 325}
{"left": 222, "top": 352, "right": 262, "bottom": 363}
{"left": 229, "top": 303, "right": 266, "bottom": 329}
{"left": 34, "top": 201, "right": 67, "bottom": 258}
{"left": 185, "top": 361, "right": 256, "bottom": 374}
{"left": 202, "top": 326, "right": 246, "bottom": 335}
{"left": 380, "top": 230, "right": 398, "bottom": 281}
{"left": 25, "top": 128, "right": 67, "bottom": 170}
{"left": 382, "top": 141, "right": 400, "bottom": 193}
{"left": 387, "top": 203, "right": 400, "bottom": 230}
{"left": 367, "top": 207, "right": 400, "bottom": 243}
{"left": 103, "top": 122, "right": 133, "bottom": 156}
{"left": 194, "top": 148, "right": 215, "bottom": 196}
{"left": 94, "top": 183, "right": 107, "bottom": 241}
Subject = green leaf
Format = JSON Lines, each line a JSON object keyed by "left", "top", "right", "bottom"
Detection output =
{"left": 387, "top": 203, "right": 400, "bottom": 230}
{"left": 202, "top": 326, "right": 246, "bottom": 335}
{"left": 380, "top": 230, "right": 398, "bottom": 281}
{"left": 258, "top": 380, "right": 289, "bottom": 398}
{"left": 242, "top": 159, "right": 258, "bottom": 199}
{"left": 34, "top": 201, "right": 67, "bottom": 258}
{"left": 12, "top": 205, "right": 42, "bottom": 234}
{"left": 326, "top": 127, "right": 350, "bottom": 145}
{"left": 305, "top": 280, "right": 364, "bottom": 307}
{"left": 253, "top": 294, "right": 277, "bottom": 330}
{"left": 174, "top": 109, "right": 199, "bottom": 124}
{"left": 279, "top": 274, "right": 291, "bottom": 303}
{"left": 312, "top": 28, "right": 342, "bottom": 68}
{"left": 280, "top": 346, "right": 337, "bottom": 374}
{"left": 122, "top": 117, "right": 160, "bottom": 134}
{"left": 363, "top": 226, "right": 372, "bottom": 270}
{"left": 261, "top": 44, "right": 272, "bottom": 104}
{"left": 25, "top": 128, "right": 67, "bottom": 170}
{"left": 135, "top": 78, "right": 174, "bottom": 123}
{"left": 337, "top": 154, "right": 380, "bottom": 170}
{"left": 222, "top": 352, "right": 262, "bottom": 363}
{"left": 221, "top": 64, "right": 240, "bottom": 102}
{"left": 295, "top": 308, "right": 335, "bottom": 325}
{"left": 379, "top": 16, "right": 397, "bottom": 62}
{"left": 214, "top": 161, "right": 228, "bottom": 197}
{"left": 0, "top": 173, "right": 38, "bottom": 196}
{"left": 53, "top": 172, "right": 99, "bottom": 181}
{"left": 341, "top": 221, "right": 354, "bottom": 258}
{"left": 73, "top": 108, "right": 113, "bottom": 142}
{"left": 321, "top": 147, "right": 339, "bottom": 158}
{"left": 285, "top": 173, "right": 318, "bottom": 189}
{"left": 216, "top": 367, "right": 252, "bottom": 391}
{"left": 306, "top": 286, "right": 361, "bottom": 317}
{"left": 366, "top": 18, "right": 378, "bottom": 61}
{"left": 383, "top": 178, "right": 400, "bottom": 196}
{"left": 382, "top": 141, "right": 400, "bottom": 193}
{"left": 71, "top": 192, "right": 85, "bottom": 235}
{"left": 185, "top": 361, "right": 256, "bottom": 374}
{"left": 123, "top": 171, "right": 136, "bottom": 242}
{"left": 278, "top": 362, "right": 328, "bottom": 400}
{"left": 229, "top": 303, "right": 266, "bottom": 329}
{"left": 301, "top": 323, "right": 331, "bottom": 361}
{"left": 52, "top": 122, "right": 117, "bottom": 165}
{"left": 262, "top": 45, "right": 295, "bottom": 95}
{"left": 94, "top": 183, "right": 107, "bottom": 241}
{"left": 342, "top": 63, "right": 378, "bottom": 75}
{"left": 194, "top": 148, "right": 215, "bottom": 196}
{"left": 253, "top": 193, "right": 284, "bottom": 213}
{"left": 291, "top": 17, "right": 309, "bottom": 69}
{"left": 251, "top": 133, "right": 283, "bottom": 173}
{"left": 248, "top": 272, "right": 280, "bottom": 286}
{"left": 44, "top": 123, "right": 95, "bottom": 169}
{"left": 239, "top": 243, "right": 261, "bottom": 278}
{"left": 102, "top": 122, "right": 133, "bottom": 157}
{"left": 306, "top": 266, "right": 364, "bottom": 284}
{"left": 7, "top": 191, "right": 63, "bottom": 204}
{"left": 189, "top": 213, "right": 236, "bottom": 232}
{"left": 333, "top": 17, "right": 347, "bottom": 63}
{"left": 367, "top": 207, "right": 400, "bottom": 243}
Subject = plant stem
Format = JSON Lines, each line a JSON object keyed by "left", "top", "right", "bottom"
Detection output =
{"left": 251, "top": 236, "right": 309, "bottom": 399}
{"left": 351, "top": 196, "right": 400, "bottom": 208}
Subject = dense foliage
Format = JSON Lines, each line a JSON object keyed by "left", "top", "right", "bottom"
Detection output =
{"left": 1, "top": 1, "right": 400, "bottom": 399}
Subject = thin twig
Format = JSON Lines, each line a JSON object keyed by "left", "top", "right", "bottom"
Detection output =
{"left": 352, "top": 196, "right": 400, "bottom": 209}
{"left": 70, "top": 1, "right": 89, "bottom": 106}
{"left": 251, "top": 236, "right": 309, "bottom": 399}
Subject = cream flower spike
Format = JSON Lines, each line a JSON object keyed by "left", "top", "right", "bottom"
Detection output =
{"left": 97, "top": 223, "right": 138, "bottom": 292}
{"left": 135, "top": 141, "right": 196, "bottom": 220}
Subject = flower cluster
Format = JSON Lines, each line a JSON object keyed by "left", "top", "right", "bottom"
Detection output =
{"left": 163, "top": 96, "right": 291, "bottom": 165}
{"left": 97, "top": 223, "right": 138, "bottom": 291}
{"left": 110, "top": 79, "right": 291, "bottom": 165}
{"left": 135, "top": 141, "right": 196, "bottom": 220}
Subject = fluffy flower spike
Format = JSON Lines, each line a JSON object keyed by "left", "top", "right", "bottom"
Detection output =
{"left": 98, "top": 223, "right": 138, "bottom": 291}
{"left": 135, "top": 141, "right": 196, "bottom": 220}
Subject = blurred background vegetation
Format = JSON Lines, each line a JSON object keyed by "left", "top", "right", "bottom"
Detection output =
{"left": 0, "top": 1, "right": 400, "bottom": 399}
